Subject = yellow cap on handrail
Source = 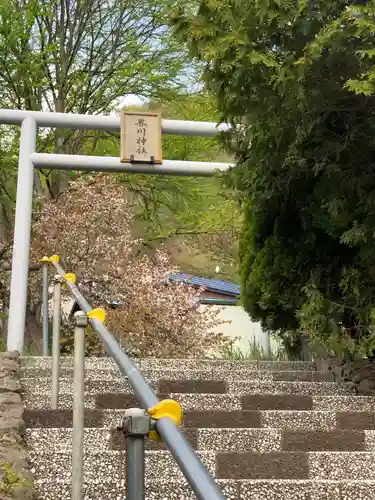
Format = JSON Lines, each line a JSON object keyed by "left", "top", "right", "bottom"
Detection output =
{"left": 40, "top": 256, "right": 51, "bottom": 263}
{"left": 147, "top": 399, "right": 183, "bottom": 441}
{"left": 63, "top": 272, "right": 77, "bottom": 284}
{"left": 87, "top": 308, "right": 106, "bottom": 324}
{"left": 49, "top": 254, "right": 60, "bottom": 264}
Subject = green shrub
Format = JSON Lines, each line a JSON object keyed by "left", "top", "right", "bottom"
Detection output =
{"left": 0, "top": 462, "right": 32, "bottom": 497}
{"left": 220, "top": 337, "right": 288, "bottom": 361}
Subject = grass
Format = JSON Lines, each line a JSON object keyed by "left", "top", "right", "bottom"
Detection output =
{"left": 221, "top": 337, "right": 289, "bottom": 361}
{"left": 0, "top": 462, "right": 32, "bottom": 497}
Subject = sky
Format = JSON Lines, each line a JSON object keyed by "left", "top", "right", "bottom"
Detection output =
{"left": 119, "top": 94, "right": 145, "bottom": 108}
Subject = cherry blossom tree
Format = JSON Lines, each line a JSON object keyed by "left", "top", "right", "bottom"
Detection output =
{"left": 31, "top": 174, "right": 227, "bottom": 357}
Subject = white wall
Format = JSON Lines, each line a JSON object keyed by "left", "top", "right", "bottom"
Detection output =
{"left": 200, "top": 304, "right": 279, "bottom": 356}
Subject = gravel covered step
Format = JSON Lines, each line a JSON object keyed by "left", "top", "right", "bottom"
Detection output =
{"left": 21, "top": 366, "right": 274, "bottom": 382}
{"left": 26, "top": 427, "right": 372, "bottom": 452}
{"left": 23, "top": 392, "right": 375, "bottom": 412}
{"left": 24, "top": 409, "right": 343, "bottom": 430}
{"left": 29, "top": 450, "right": 217, "bottom": 482}
{"left": 22, "top": 365, "right": 331, "bottom": 382}
{"left": 242, "top": 394, "right": 314, "bottom": 410}
{"left": 21, "top": 356, "right": 315, "bottom": 372}
{"left": 218, "top": 451, "right": 375, "bottom": 480}
{"left": 257, "top": 361, "right": 316, "bottom": 371}
{"left": 22, "top": 377, "right": 234, "bottom": 394}
{"left": 32, "top": 479, "right": 375, "bottom": 500}
{"left": 271, "top": 371, "right": 334, "bottom": 382}
{"left": 228, "top": 380, "right": 354, "bottom": 396}
{"left": 26, "top": 427, "right": 200, "bottom": 451}
{"left": 22, "top": 377, "right": 354, "bottom": 396}
{"left": 313, "top": 395, "right": 375, "bottom": 411}
{"left": 33, "top": 478, "right": 238, "bottom": 500}
{"left": 26, "top": 428, "right": 281, "bottom": 453}
{"left": 337, "top": 411, "right": 375, "bottom": 429}
{"left": 30, "top": 450, "right": 375, "bottom": 481}
{"left": 239, "top": 480, "right": 375, "bottom": 500}
{"left": 23, "top": 353, "right": 375, "bottom": 500}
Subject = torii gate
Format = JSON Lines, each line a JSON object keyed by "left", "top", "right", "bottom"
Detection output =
{"left": 0, "top": 109, "right": 231, "bottom": 353}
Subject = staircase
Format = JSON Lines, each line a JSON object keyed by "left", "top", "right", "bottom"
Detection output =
{"left": 21, "top": 357, "right": 375, "bottom": 499}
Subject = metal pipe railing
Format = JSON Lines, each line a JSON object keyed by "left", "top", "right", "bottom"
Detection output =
{"left": 49, "top": 259, "right": 226, "bottom": 500}
{"left": 41, "top": 262, "right": 49, "bottom": 356}
{"left": 51, "top": 275, "right": 62, "bottom": 409}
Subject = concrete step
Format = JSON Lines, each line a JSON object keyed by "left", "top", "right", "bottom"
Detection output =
{"left": 21, "top": 366, "right": 272, "bottom": 381}
{"left": 26, "top": 427, "right": 375, "bottom": 452}
{"left": 21, "top": 366, "right": 334, "bottom": 382}
{"left": 25, "top": 409, "right": 375, "bottom": 430}
{"left": 23, "top": 392, "right": 375, "bottom": 412}
{"left": 21, "top": 356, "right": 315, "bottom": 372}
{"left": 29, "top": 450, "right": 216, "bottom": 482}
{"left": 29, "top": 450, "right": 375, "bottom": 481}
{"left": 33, "top": 478, "right": 232, "bottom": 500}
{"left": 21, "top": 377, "right": 354, "bottom": 396}
{"left": 228, "top": 380, "right": 354, "bottom": 396}
{"left": 32, "top": 478, "right": 375, "bottom": 500}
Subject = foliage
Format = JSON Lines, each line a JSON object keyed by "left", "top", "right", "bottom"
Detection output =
{"left": 30, "top": 175, "right": 227, "bottom": 357}
{"left": 0, "top": 0, "right": 196, "bottom": 341}
{"left": 0, "top": 462, "right": 32, "bottom": 497}
{"left": 80, "top": 93, "right": 241, "bottom": 280}
{"left": 220, "top": 337, "right": 288, "bottom": 361}
{"left": 0, "top": 0, "right": 187, "bottom": 221}
{"left": 172, "top": 0, "right": 375, "bottom": 358}
{"left": 59, "top": 322, "right": 104, "bottom": 357}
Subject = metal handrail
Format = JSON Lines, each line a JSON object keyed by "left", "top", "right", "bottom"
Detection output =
{"left": 47, "top": 258, "right": 226, "bottom": 500}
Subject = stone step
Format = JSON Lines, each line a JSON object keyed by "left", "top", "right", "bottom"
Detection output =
{"left": 21, "top": 377, "right": 354, "bottom": 396}
{"left": 21, "top": 366, "right": 334, "bottom": 382}
{"left": 21, "top": 356, "right": 315, "bottom": 372}
{"left": 31, "top": 479, "right": 375, "bottom": 500}
{"left": 229, "top": 381, "right": 353, "bottom": 395}
{"left": 32, "top": 478, "right": 375, "bottom": 500}
{"left": 29, "top": 450, "right": 216, "bottom": 482}
{"left": 26, "top": 427, "right": 375, "bottom": 452}
{"left": 21, "top": 367, "right": 272, "bottom": 381}
{"left": 29, "top": 450, "right": 375, "bottom": 481}
{"left": 25, "top": 409, "right": 375, "bottom": 430}
{"left": 23, "top": 392, "right": 375, "bottom": 412}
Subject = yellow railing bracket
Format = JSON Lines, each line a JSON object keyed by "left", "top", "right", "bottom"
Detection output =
{"left": 87, "top": 308, "right": 106, "bottom": 324}
{"left": 147, "top": 399, "right": 183, "bottom": 441}
{"left": 63, "top": 272, "right": 77, "bottom": 285}
{"left": 49, "top": 254, "right": 60, "bottom": 264}
{"left": 40, "top": 256, "right": 51, "bottom": 264}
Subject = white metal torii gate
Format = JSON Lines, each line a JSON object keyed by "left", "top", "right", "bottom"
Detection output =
{"left": 0, "top": 109, "right": 232, "bottom": 353}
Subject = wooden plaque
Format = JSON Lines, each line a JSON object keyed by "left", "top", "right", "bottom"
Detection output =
{"left": 120, "top": 111, "right": 162, "bottom": 164}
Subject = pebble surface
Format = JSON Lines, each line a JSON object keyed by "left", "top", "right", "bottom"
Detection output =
{"left": 22, "top": 356, "right": 375, "bottom": 499}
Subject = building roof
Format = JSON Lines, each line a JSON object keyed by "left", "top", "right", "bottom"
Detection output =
{"left": 69, "top": 273, "right": 241, "bottom": 318}
{"left": 168, "top": 273, "right": 240, "bottom": 298}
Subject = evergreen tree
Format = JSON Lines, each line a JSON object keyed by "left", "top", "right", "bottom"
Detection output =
{"left": 172, "top": 1, "right": 375, "bottom": 358}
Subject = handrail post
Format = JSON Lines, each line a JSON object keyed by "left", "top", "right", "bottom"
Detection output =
{"left": 118, "top": 408, "right": 153, "bottom": 500}
{"left": 41, "top": 260, "right": 49, "bottom": 356}
{"left": 72, "top": 311, "right": 87, "bottom": 500}
{"left": 51, "top": 275, "right": 62, "bottom": 409}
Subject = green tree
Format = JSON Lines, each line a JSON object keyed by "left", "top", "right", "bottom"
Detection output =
{"left": 0, "top": 0, "right": 186, "bottom": 197}
{"left": 0, "top": 0, "right": 189, "bottom": 344}
{"left": 172, "top": 1, "right": 375, "bottom": 358}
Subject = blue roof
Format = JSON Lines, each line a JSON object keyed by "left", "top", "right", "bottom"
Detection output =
{"left": 168, "top": 273, "right": 240, "bottom": 297}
